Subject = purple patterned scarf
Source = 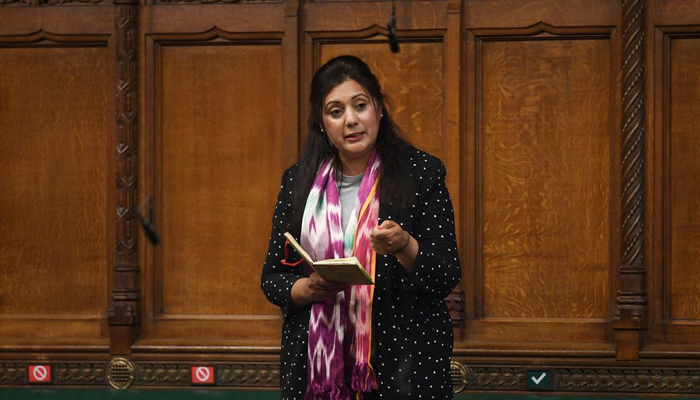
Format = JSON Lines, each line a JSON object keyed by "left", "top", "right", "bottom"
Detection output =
{"left": 300, "top": 149, "right": 380, "bottom": 399}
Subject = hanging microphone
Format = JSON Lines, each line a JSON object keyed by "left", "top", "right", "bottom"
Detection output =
{"left": 135, "top": 196, "right": 160, "bottom": 245}
{"left": 387, "top": 1, "right": 400, "bottom": 53}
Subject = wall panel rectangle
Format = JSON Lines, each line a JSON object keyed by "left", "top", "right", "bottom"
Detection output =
{"left": 667, "top": 37, "right": 700, "bottom": 323}
{"left": 0, "top": 45, "right": 111, "bottom": 341}
{"left": 647, "top": 13, "right": 700, "bottom": 351}
{"left": 480, "top": 38, "right": 612, "bottom": 320}
{"left": 462, "top": 17, "right": 619, "bottom": 349}
{"left": 140, "top": 39, "right": 286, "bottom": 342}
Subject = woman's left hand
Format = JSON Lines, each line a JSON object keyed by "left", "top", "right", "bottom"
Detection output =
{"left": 370, "top": 220, "right": 411, "bottom": 255}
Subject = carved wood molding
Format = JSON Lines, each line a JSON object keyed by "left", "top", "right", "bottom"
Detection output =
{"left": 0, "top": 363, "right": 25, "bottom": 385}
{"left": 53, "top": 363, "right": 107, "bottom": 385}
{"left": 555, "top": 368, "right": 700, "bottom": 393}
{"left": 109, "top": 0, "right": 141, "bottom": 336}
{"left": 614, "top": 0, "right": 647, "bottom": 334}
{"left": 135, "top": 363, "right": 190, "bottom": 385}
{"left": 0, "top": 30, "right": 109, "bottom": 46}
{"left": 308, "top": 0, "right": 393, "bottom": 2}
{"left": 154, "top": 0, "right": 278, "bottom": 3}
{"left": 134, "top": 363, "right": 279, "bottom": 386}
{"left": 0, "top": 0, "right": 103, "bottom": 5}
{"left": 467, "top": 366, "right": 527, "bottom": 391}
{"left": 0, "top": 361, "right": 279, "bottom": 387}
{"left": 470, "top": 21, "right": 614, "bottom": 39}
{"left": 461, "top": 365, "right": 700, "bottom": 394}
{"left": 218, "top": 363, "right": 280, "bottom": 386}
{"left": 0, "top": 363, "right": 106, "bottom": 385}
{"left": 4, "top": 361, "right": 700, "bottom": 393}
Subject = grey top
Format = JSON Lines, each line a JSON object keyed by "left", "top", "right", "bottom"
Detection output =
{"left": 337, "top": 172, "right": 364, "bottom": 233}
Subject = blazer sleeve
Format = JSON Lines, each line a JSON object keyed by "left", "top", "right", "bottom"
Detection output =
{"left": 403, "top": 157, "right": 462, "bottom": 299}
{"left": 260, "top": 167, "right": 306, "bottom": 318}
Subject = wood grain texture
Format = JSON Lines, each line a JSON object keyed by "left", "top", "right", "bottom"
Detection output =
{"left": 612, "top": 0, "right": 646, "bottom": 361}
{"left": 651, "top": 0, "right": 700, "bottom": 26}
{"left": 0, "top": 46, "right": 109, "bottom": 332}
{"left": 145, "top": 4, "right": 285, "bottom": 34}
{"left": 109, "top": 0, "right": 139, "bottom": 356}
{"left": 156, "top": 43, "right": 285, "bottom": 320}
{"left": 480, "top": 39, "right": 611, "bottom": 319}
{"left": 0, "top": 7, "right": 112, "bottom": 36}
{"left": 319, "top": 42, "right": 445, "bottom": 161}
{"left": 304, "top": 1, "right": 446, "bottom": 32}
{"left": 465, "top": 0, "right": 618, "bottom": 28}
{"left": 668, "top": 37, "right": 700, "bottom": 321}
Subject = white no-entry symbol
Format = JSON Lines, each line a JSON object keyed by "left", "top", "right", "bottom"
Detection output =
{"left": 196, "top": 367, "right": 211, "bottom": 382}
{"left": 190, "top": 365, "right": 213, "bottom": 385}
{"left": 195, "top": 367, "right": 210, "bottom": 382}
{"left": 33, "top": 366, "right": 48, "bottom": 381}
{"left": 28, "top": 365, "right": 51, "bottom": 384}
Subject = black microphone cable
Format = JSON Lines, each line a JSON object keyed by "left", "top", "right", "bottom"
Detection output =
{"left": 135, "top": 196, "right": 160, "bottom": 245}
{"left": 387, "top": 0, "right": 400, "bottom": 53}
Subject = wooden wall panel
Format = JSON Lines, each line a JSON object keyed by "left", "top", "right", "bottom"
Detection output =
{"left": 668, "top": 37, "right": 700, "bottom": 322}
{"left": 139, "top": 40, "right": 286, "bottom": 343}
{"left": 159, "top": 43, "right": 284, "bottom": 317}
{"left": 0, "top": 45, "right": 110, "bottom": 340}
{"left": 481, "top": 39, "right": 611, "bottom": 319}
{"left": 461, "top": 0, "right": 619, "bottom": 350}
{"left": 133, "top": 1, "right": 296, "bottom": 351}
{"left": 646, "top": 0, "right": 700, "bottom": 354}
{"left": 465, "top": 0, "right": 618, "bottom": 28}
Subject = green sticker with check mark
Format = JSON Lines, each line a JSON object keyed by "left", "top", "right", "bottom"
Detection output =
{"left": 526, "top": 370, "right": 551, "bottom": 390}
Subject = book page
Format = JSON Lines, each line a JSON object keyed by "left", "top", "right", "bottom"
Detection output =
{"left": 283, "top": 232, "right": 314, "bottom": 265}
{"left": 283, "top": 232, "right": 374, "bottom": 285}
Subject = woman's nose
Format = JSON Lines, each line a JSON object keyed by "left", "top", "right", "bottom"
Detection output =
{"left": 345, "top": 110, "right": 359, "bottom": 126}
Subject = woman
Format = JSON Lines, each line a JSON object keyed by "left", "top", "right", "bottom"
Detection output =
{"left": 261, "top": 55, "right": 461, "bottom": 400}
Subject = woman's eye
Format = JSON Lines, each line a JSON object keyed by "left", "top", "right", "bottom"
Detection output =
{"left": 330, "top": 109, "right": 342, "bottom": 117}
{"left": 355, "top": 103, "right": 367, "bottom": 111}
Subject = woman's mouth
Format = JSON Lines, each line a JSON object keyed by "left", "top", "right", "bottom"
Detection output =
{"left": 345, "top": 131, "right": 364, "bottom": 141}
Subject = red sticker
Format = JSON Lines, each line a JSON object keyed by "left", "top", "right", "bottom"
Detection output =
{"left": 191, "top": 366, "right": 214, "bottom": 385}
{"left": 28, "top": 365, "right": 51, "bottom": 383}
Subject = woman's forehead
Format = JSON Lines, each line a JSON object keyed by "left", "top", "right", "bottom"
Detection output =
{"left": 324, "top": 79, "right": 370, "bottom": 104}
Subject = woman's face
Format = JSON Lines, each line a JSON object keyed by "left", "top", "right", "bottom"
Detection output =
{"left": 321, "top": 79, "right": 381, "bottom": 175}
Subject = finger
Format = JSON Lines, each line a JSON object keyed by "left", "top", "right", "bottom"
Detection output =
{"left": 372, "top": 227, "right": 392, "bottom": 242}
{"left": 370, "top": 225, "right": 384, "bottom": 240}
{"left": 371, "top": 240, "right": 389, "bottom": 255}
{"left": 310, "top": 275, "right": 347, "bottom": 291}
{"left": 316, "top": 276, "right": 342, "bottom": 288}
{"left": 379, "top": 220, "right": 398, "bottom": 230}
{"left": 370, "top": 236, "right": 384, "bottom": 251}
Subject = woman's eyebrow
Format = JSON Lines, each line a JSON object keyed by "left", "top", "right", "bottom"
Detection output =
{"left": 324, "top": 93, "right": 368, "bottom": 108}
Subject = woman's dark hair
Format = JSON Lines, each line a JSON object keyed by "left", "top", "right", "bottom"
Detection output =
{"left": 289, "top": 55, "right": 413, "bottom": 234}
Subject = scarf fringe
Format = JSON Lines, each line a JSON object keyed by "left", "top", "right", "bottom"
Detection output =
{"left": 304, "top": 382, "right": 352, "bottom": 400}
{"left": 350, "top": 363, "right": 378, "bottom": 393}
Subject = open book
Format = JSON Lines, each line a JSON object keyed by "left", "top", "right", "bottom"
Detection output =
{"left": 284, "top": 232, "right": 374, "bottom": 285}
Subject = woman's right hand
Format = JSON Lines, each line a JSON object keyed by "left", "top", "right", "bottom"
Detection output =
{"left": 291, "top": 273, "right": 347, "bottom": 308}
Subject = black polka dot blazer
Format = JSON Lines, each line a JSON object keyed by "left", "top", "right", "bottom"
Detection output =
{"left": 261, "top": 146, "right": 462, "bottom": 400}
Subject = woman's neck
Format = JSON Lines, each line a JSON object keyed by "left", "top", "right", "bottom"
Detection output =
{"left": 339, "top": 154, "right": 370, "bottom": 176}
